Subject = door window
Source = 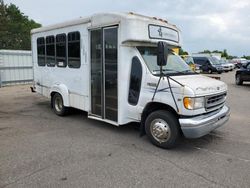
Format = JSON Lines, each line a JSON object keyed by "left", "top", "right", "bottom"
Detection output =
{"left": 128, "top": 57, "right": 142, "bottom": 105}
{"left": 104, "top": 27, "right": 118, "bottom": 121}
{"left": 247, "top": 64, "right": 250, "bottom": 69}
{"left": 90, "top": 27, "right": 118, "bottom": 122}
{"left": 91, "top": 29, "right": 102, "bottom": 116}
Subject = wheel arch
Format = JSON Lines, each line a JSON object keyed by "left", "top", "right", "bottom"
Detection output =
{"left": 50, "top": 84, "right": 70, "bottom": 107}
{"left": 140, "top": 102, "right": 179, "bottom": 136}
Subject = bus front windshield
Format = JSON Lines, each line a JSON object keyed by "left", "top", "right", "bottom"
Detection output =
{"left": 137, "top": 46, "right": 194, "bottom": 76}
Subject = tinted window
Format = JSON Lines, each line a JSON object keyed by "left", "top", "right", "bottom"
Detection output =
{"left": 128, "top": 57, "right": 142, "bottom": 105}
{"left": 104, "top": 27, "right": 118, "bottom": 121}
{"left": 193, "top": 58, "right": 206, "bottom": 65}
{"left": 68, "top": 32, "right": 80, "bottom": 68}
{"left": 46, "top": 36, "right": 56, "bottom": 67}
{"left": 91, "top": 29, "right": 102, "bottom": 117}
{"left": 37, "top": 37, "right": 45, "bottom": 66}
{"left": 56, "top": 34, "right": 67, "bottom": 67}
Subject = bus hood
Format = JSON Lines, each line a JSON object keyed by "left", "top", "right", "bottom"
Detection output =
{"left": 172, "top": 74, "right": 227, "bottom": 96}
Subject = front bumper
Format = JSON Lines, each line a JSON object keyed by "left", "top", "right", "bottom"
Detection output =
{"left": 222, "top": 66, "right": 231, "bottom": 71}
{"left": 214, "top": 67, "right": 223, "bottom": 72}
{"left": 179, "top": 105, "right": 230, "bottom": 138}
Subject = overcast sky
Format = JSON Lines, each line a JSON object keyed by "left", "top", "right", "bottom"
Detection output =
{"left": 5, "top": 0, "right": 250, "bottom": 56}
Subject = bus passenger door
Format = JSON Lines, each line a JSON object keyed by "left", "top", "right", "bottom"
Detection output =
{"left": 90, "top": 26, "right": 118, "bottom": 122}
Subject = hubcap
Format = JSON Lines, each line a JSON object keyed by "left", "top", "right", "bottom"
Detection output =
{"left": 150, "top": 119, "right": 171, "bottom": 143}
{"left": 55, "top": 96, "right": 63, "bottom": 112}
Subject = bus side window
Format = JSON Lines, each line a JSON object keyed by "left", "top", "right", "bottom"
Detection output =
{"left": 46, "top": 36, "right": 56, "bottom": 67}
{"left": 128, "top": 57, "right": 142, "bottom": 105}
{"left": 68, "top": 32, "right": 81, "bottom": 68}
{"left": 37, "top": 37, "right": 46, "bottom": 66}
{"left": 56, "top": 34, "right": 67, "bottom": 67}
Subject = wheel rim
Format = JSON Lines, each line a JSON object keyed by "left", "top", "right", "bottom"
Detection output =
{"left": 54, "top": 96, "right": 63, "bottom": 112}
{"left": 150, "top": 119, "right": 171, "bottom": 143}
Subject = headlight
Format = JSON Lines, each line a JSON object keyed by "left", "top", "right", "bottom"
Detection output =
{"left": 183, "top": 97, "right": 205, "bottom": 110}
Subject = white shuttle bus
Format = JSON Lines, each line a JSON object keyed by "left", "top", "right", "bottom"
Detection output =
{"left": 31, "top": 13, "right": 230, "bottom": 148}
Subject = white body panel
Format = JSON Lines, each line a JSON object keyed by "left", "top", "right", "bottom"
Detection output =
{"left": 33, "top": 23, "right": 90, "bottom": 110}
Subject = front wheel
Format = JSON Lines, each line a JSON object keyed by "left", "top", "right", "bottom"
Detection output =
{"left": 52, "top": 93, "right": 69, "bottom": 116}
{"left": 145, "top": 110, "right": 180, "bottom": 149}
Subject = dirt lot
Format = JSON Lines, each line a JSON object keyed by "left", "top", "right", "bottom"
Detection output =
{"left": 0, "top": 70, "right": 250, "bottom": 188}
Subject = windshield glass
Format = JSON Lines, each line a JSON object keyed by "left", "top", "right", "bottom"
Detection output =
{"left": 209, "top": 57, "right": 221, "bottom": 65}
{"left": 220, "top": 59, "right": 227, "bottom": 64}
{"left": 184, "top": 56, "right": 194, "bottom": 65}
{"left": 137, "top": 46, "right": 193, "bottom": 75}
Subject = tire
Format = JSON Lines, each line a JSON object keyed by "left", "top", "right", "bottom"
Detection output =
{"left": 236, "top": 74, "right": 243, "bottom": 85}
{"left": 208, "top": 69, "right": 212, "bottom": 74}
{"left": 145, "top": 110, "right": 180, "bottom": 149}
{"left": 52, "top": 93, "right": 68, "bottom": 116}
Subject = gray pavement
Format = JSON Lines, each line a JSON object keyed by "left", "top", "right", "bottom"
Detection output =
{"left": 0, "top": 70, "right": 250, "bottom": 188}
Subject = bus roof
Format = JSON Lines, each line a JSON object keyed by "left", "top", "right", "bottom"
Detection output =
{"left": 31, "top": 12, "right": 178, "bottom": 33}
{"left": 31, "top": 12, "right": 181, "bottom": 47}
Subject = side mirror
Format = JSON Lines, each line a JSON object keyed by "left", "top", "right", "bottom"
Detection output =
{"left": 157, "top": 41, "right": 168, "bottom": 66}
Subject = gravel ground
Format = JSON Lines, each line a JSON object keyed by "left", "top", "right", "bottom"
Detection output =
{"left": 0, "top": 70, "right": 250, "bottom": 188}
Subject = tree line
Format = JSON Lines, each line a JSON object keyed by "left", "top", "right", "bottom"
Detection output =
{"left": 180, "top": 48, "right": 249, "bottom": 60}
{"left": 0, "top": 0, "right": 41, "bottom": 50}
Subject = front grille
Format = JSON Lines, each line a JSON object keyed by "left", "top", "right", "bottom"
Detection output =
{"left": 205, "top": 92, "right": 226, "bottom": 111}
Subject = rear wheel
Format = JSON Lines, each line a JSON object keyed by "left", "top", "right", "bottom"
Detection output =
{"left": 52, "top": 93, "right": 68, "bottom": 116}
{"left": 145, "top": 110, "right": 180, "bottom": 149}
{"left": 236, "top": 74, "right": 243, "bottom": 85}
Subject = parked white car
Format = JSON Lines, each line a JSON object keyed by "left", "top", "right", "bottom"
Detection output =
{"left": 220, "top": 59, "right": 234, "bottom": 71}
